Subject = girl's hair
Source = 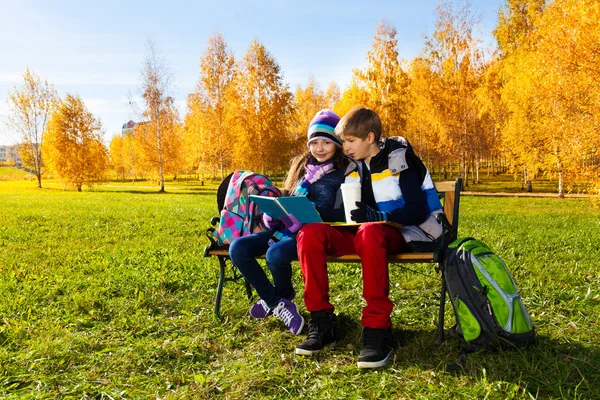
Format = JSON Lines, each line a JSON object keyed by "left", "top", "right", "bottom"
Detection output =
{"left": 282, "top": 146, "right": 347, "bottom": 195}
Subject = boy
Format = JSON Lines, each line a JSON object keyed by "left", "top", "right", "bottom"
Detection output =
{"left": 295, "top": 106, "right": 443, "bottom": 368}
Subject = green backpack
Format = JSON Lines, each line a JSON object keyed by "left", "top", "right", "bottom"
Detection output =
{"left": 442, "top": 237, "right": 536, "bottom": 353}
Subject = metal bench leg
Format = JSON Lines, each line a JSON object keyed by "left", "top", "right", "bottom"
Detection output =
{"left": 214, "top": 256, "right": 227, "bottom": 321}
{"left": 438, "top": 272, "right": 447, "bottom": 344}
{"left": 244, "top": 279, "right": 253, "bottom": 301}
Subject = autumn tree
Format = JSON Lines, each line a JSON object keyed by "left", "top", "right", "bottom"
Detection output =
{"left": 6, "top": 69, "right": 58, "bottom": 188}
{"left": 291, "top": 76, "right": 326, "bottom": 154}
{"left": 497, "top": 0, "right": 600, "bottom": 197}
{"left": 335, "top": 79, "right": 370, "bottom": 118}
{"left": 406, "top": 57, "right": 445, "bottom": 173}
{"left": 492, "top": 0, "right": 546, "bottom": 189}
{"left": 232, "top": 40, "right": 295, "bottom": 174}
{"left": 421, "top": 2, "right": 484, "bottom": 185}
{"left": 182, "top": 104, "right": 207, "bottom": 178}
{"left": 354, "top": 20, "right": 411, "bottom": 136}
{"left": 122, "top": 133, "right": 142, "bottom": 183}
{"left": 109, "top": 135, "right": 126, "bottom": 181}
{"left": 494, "top": 0, "right": 545, "bottom": 56}
{"left": 133, "top": 40, "right": 183, "bottom": 192}
{"left": 185, "top": 33, "right": 236, "bottom": 179}
{"left": 325, "top": 81, "right": 341, "bottom": 110}
{"left": 474, "top": 57, "right": 505, "bottom": 178}
{"left": 42, "top": 94, "right": 109, "bottom": 191}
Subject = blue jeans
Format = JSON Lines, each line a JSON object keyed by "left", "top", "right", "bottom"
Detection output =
{"left": 229, "top": 230, "right": 298, "bottom": 309}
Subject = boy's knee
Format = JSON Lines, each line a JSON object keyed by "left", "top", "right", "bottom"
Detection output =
{"left": 297, "top": 223, "right": 330, "bottom": 245}
{"left": 355, "top": 223, "right": 386, "bottom": 245}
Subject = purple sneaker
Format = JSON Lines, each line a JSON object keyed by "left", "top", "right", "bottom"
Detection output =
{"left": 273, "top": 298, "right": 305, "bottom": 335}
{"left": 249, "top": 300, "right": 272, "bottom": 319}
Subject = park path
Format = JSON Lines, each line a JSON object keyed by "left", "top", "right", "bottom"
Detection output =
{"left": 462, "top": 191, "right": 593, "bottom": 198}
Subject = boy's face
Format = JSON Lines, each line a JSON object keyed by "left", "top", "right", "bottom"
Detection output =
{"left": 342, "top": 134, "right": 373, "bottom": 161}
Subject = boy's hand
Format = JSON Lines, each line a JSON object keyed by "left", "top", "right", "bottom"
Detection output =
{"left": 304, "top": 162, "right": 335, "bottom": 184}
{"left": 280, "top": 213, "right": 302, "bottom": 233}
{"left": 350, "top": 201, "right": 388, "bottom": 223}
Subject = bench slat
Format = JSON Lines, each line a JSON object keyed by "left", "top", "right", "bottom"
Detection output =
{"left": 432, "top": 181, "right": 455, "bottom": 192}
{"left": 205, "top": 249, "right": 436, "bottom": 263}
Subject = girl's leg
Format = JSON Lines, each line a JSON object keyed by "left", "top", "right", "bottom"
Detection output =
{"left": 229, "top": 230, "right": 279, "bottom": 308}
{"left": 265, "top": 235, "right": 298, "bottom": 301}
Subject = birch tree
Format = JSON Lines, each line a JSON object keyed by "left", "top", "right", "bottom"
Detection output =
{"left": 7, "top": 69, "right": 57, "bottom": 188}
{"left": 133, "top": 40, "right": 182, "bottom": 192}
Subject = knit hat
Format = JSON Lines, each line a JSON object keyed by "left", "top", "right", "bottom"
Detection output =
{"left": 307, "top": 109, "right": 342, "bottom": 148}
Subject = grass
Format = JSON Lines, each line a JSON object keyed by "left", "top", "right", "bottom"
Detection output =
{"left": 0, "top": 167, "right": 32, "bottom": 181}
{"left": 0, "top": 179, "right": 599, "bottom": 398}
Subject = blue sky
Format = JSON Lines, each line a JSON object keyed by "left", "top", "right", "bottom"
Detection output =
{"left": 0, "top": 0, "right": 504, "bottom": 146}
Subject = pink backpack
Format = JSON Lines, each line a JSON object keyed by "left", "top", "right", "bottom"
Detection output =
{"left": 212, "top": 170, "right": 281, "bottom": 246}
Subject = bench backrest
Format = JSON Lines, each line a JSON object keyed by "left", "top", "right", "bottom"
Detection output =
{"left": 434, "top": 178, "right": 462, "bottom": 241}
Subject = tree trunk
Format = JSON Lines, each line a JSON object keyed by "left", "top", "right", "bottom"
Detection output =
{"left": 220, "top": 152, "right": 224, "bottom": 180}
{"left": 157, "top": 125, "right": 165, "bottom": 193}
{"left": 556, "top": 150, "right": 564, "bottom": 198}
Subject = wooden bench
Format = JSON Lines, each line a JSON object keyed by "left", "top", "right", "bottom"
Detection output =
{"left": 204, "top": 178, "right": 462, "bottom": 342}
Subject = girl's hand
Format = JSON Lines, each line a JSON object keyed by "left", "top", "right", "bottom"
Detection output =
{"left": 262, "top": 213, "right": 281, "bottom": 229}
{"left": 280, "top": 214, "right": 302, "bottom": 233}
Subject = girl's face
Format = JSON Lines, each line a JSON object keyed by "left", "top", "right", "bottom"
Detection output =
{"left": 309, "top": 139, "right": 337, "bottom": 163}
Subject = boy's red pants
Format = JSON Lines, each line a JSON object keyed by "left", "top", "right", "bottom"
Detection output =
{"left": 296, "top": 222, "right": 407, "bottom": 329}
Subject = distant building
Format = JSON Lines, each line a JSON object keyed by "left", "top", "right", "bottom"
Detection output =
{"left": 0, "top": 145, "right": 22, "bottom": 166}
{"left": 121, "top": 120, "right": 149, "bottom": 136}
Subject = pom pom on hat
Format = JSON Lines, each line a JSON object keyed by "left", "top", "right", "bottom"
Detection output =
{"left": 307, "top": 109, "right": 342, "bottom": 148}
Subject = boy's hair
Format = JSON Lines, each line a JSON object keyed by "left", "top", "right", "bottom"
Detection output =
{"left": 335, "top": 106, "right": 382, "bottom": 141}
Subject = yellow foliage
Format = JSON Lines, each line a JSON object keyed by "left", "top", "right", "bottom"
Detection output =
{"left": 42, "top": 94, "right": 109, "bottom": 191}
{"left": 231, "top": 39, "right": 295, "bottom": 174}
{"left": 353, "top": 20, "right": 410, "bottom": 136}
{"left": 185, "top": 33, "right": 237, "bottom": 179}
{"left": 498, "top": 0, "right": 600, "bottom": 196}
{"left": 291, "top": 76, "right": 326, "bottom": 154}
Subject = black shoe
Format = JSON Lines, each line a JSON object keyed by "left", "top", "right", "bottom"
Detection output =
{"left": 295, "top": 311, "right": 337, "bottom": 356}
{"left": 357, "top": 327, "right": 395, "bottom": 368}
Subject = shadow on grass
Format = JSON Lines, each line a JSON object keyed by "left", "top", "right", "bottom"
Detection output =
{"left": 328, "top": 316, "right": 598, "bottom": 398}
{"left": 396, "top": 329, "right": 600, "bottom": 398}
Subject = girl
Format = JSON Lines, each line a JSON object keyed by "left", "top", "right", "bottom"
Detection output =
{"left": 229, "top": 109, "right": 348, "bottom": 334}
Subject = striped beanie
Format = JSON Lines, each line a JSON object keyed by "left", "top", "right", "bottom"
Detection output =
{"left": 307, "top": 109, "right": 342, "bottom": 148}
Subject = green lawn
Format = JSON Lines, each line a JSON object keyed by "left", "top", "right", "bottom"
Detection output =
{"left": 0, "top": 180, "right": 598, "bottom": 398}
{"left": 0, "top": 167, "right": 32, "bottom": 180}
